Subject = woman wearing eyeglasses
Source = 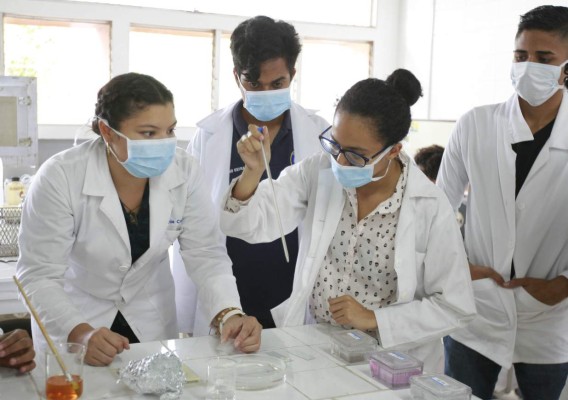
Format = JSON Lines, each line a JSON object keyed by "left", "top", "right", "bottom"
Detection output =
{"left": 220, "top": 69, "right": 476, "bottom": 370}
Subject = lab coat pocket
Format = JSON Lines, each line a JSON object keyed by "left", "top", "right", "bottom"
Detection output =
{"left": 471, "top": 278, "right": 511, "bottom": 329}
{"left": 516, "top": 287, "right": 554, "bottom": 316}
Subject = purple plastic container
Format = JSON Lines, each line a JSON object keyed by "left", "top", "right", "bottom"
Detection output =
{"left": 369, "top": 351, "right": 423, "bottom": 389}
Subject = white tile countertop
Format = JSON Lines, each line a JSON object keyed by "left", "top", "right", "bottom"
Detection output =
{"left": 1, "top": 324, "right": 481, "bottom": 399}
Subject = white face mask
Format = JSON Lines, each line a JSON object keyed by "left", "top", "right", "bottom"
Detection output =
{"left": 510, "top": 61, "right": 567, "bottom": 107}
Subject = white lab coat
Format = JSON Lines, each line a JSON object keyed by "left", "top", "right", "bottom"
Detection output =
{"left": 437, "top": 92, "right": 568, "bottom": 368}
{"left": 171, "top": 101, "right": 329, "bottom": 335}
{"left": 220, "top": 151, "right": 476, "bottom": 370}
{"left": 17, "top": 138, "right": 241, "bottom": 353}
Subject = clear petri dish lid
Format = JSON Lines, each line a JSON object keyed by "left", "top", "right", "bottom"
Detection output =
{"left": 410, "top": 373, "right": 472, "bottom": 397}
{"left": 232, "top": 354, "right": 287, "bottom": 390}
{"left": 330, "top": 329, "right": 377, "bottom": 350}
{"left": 370, "top": 350, "right": 423, "bottom": 370}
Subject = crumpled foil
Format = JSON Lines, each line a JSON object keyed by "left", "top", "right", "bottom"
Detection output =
{"left": 118, "top": 351, "right": 184, "bottom": 400}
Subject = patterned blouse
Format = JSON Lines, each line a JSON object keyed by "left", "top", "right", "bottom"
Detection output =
{"left": 308, "top": 158, "right": 408, "bottom": 328}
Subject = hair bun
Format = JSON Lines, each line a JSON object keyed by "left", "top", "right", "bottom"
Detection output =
{"left": 386, "top": 69, "right": 423, "bottom": 106}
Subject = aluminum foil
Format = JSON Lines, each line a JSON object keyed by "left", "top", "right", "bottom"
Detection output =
{"left": 119, "top": 351, "right": 184, "bottom": 400}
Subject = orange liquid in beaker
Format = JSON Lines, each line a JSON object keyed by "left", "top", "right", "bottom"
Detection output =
{"left": 46, "top": 375, "right": 83, "bottom": 400}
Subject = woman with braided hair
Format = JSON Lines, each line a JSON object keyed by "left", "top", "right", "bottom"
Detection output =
{"left": 17, "top": 72, "right": 261, "bottom": 366}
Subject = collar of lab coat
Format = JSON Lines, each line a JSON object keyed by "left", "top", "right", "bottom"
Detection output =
{"left": 81, "top": 138, "right": 186, "bottom": 249}
{"left": 403, "top": 153, "right": 441, "bottom": 200}
{"left": 507, "top": 90, "right": 568, "bottom": 150}
{"left": 548, "top": 91, "right": 568, "bottom": 150}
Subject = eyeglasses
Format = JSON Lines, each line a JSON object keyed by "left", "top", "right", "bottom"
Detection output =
{"left": 319, "top": 126, "right": 390, "bottom": 167}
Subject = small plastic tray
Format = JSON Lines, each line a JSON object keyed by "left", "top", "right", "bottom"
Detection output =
{"left": 410, "top": 374, "right": 472, "bottom": 399}
{"left": 330, "top": 329, "right": 377, "bottom": 363}
{"left": 232, "top": 354, "right": 286, "bottom": 390}
{"left": 369, "top": 350, "right": 423, "bottom": 388}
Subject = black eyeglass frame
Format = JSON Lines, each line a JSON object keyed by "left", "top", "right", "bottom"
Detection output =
{"left": 318, "top": 126, "right": 390, "bottom": 168}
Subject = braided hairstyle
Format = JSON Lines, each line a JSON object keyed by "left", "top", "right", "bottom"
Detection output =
{"left": 91, "top": 72, "right": 173, "bottom": 134}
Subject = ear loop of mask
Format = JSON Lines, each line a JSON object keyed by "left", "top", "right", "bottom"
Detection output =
{"left": 97, "top": 117, "right": 122, "bottom": 160}
{"left": 370, "top": 145, "right": 395, "bottom": 181}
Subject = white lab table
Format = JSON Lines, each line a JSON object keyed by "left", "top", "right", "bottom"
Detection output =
{"left": 1, "top": 324, "right": 481, "bottom": 399}
{"left": 0, "top": 257, "right": 26, "bottom": 315}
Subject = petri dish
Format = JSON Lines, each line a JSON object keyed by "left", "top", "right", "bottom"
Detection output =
{"left": 231, "top": 354, "right": 287, "bottom": 390}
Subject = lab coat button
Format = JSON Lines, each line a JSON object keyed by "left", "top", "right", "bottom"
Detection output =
{"left": 518, "top": 203, "right": 525, "bottom": 210}
{"left": 119, "top": 265, "right": 129, "bottom": 272}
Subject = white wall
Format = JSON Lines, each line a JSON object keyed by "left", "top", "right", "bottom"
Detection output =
{"left": 400, "top": 0, "right": 568, "bottom": 153}
{"left": 402, "top": 0, "right": 568, "bottom": 122}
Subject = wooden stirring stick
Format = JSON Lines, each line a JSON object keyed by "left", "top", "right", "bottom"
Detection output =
{"left": 12, "top": 276, "right": 79, "bottom": 392}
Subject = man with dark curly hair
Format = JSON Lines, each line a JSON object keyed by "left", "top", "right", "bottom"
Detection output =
{"left": 172, "top": 16, "right": 329, "bottom": 335}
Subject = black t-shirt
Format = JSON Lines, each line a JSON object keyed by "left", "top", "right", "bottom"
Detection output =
{"left": 227, "top": 101, "right": 299, "bottom": 328}
{"left": 121, "top": 182, "right": 150, "bottom": 264}
{"left": 111, "top": 181, "right": 150, "bottom": 343}
{"left": 512, "top": 118, "right": 555, "bottom": 198}
{"left": 509, "top": 118, "right": 554, "bottom": 278}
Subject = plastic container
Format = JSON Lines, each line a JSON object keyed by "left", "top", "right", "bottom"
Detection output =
{"left": 232, "top": 354, "right": 286, "bottom": 390}
{"left": 330, "top": 329, "right": 377, "bottom": 363}
{"left": 410, "top": 374, "right": 472, "bottom": 400}
{"left": 5, "top": 177, "right": 25, "bottom": 206}
{"left": 369, "top": 350, "right": 423, "bottom": 388}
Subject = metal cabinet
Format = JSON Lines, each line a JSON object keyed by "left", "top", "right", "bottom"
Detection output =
{"left": 0, "top": 76, "right": 38, "bottom": 169}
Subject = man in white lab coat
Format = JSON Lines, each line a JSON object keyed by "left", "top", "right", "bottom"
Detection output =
{"left": 437, "top": 6, "right": 568, "bottom": 400}
{"left": 171, "top": 16, "right": 328, "bottom": 335}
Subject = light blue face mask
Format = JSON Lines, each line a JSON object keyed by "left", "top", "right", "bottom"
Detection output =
{"left": 102, "top": 121, "right": 177, "bottom": 178}
{"left": 238, "top": 78, "right": 292, "bottom": 121}
{"left": 330, "top": 145, "right": 394, "bottom": 188}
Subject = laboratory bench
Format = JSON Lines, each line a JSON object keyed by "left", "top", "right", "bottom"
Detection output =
{"left": 1, "top": 323, "right": 481, "bottom": 399}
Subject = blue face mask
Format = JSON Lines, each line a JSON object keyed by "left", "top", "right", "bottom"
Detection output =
{"left": 103, "top": 122, "right": 177, "bottom": 178}
{"left": 330, "top": 145, "right": 393, "bottom": 188}
{"left": 238, "top": 78, "right": 292, "bottom": 121}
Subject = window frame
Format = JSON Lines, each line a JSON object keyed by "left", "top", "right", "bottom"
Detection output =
{"left": 0, "top": 0, "right": 397, "bottom": 140}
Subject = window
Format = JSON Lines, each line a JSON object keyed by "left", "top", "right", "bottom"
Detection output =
{"left": 299, "top": 39, "right": 371, "bottom": 122}
{"left": 66, "top": 0, "right": 376, "bottom": 26}
{"left": 129, "top": 27, "right": 213, "bottom": 127}
{"left": 218, "top": 34, "right": 241, "bottom": 110}
{"left": 3, "top": 17, "right": 110, "bottom": 125}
